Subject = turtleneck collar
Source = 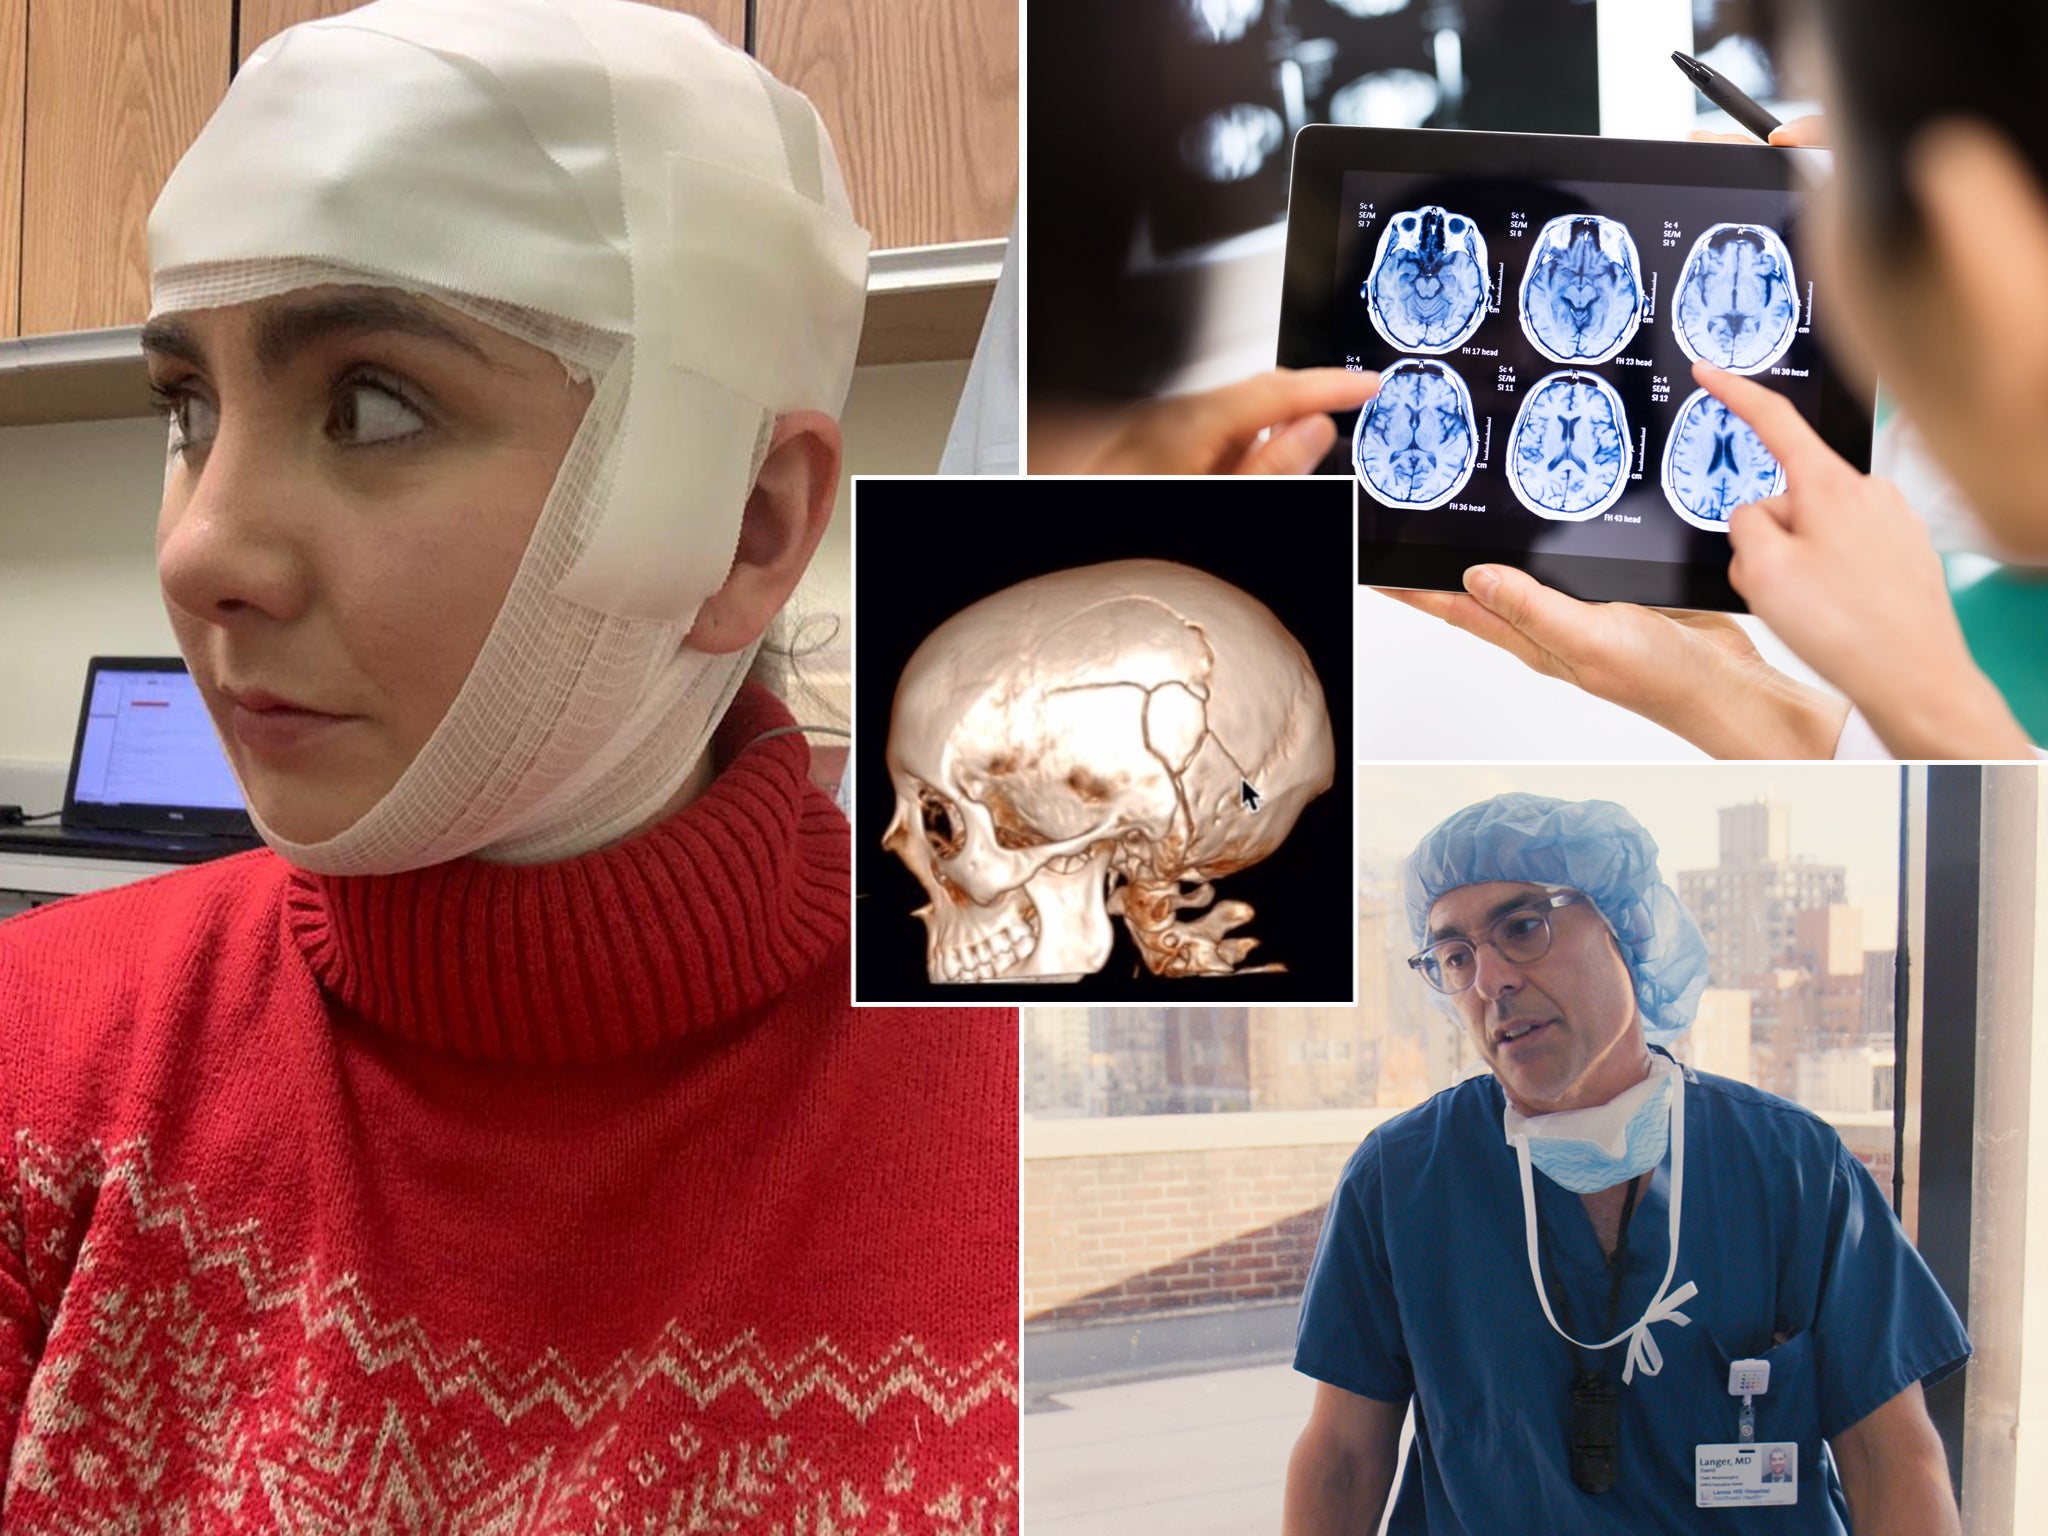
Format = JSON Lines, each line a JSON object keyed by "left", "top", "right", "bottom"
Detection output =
{"left": 282, "top": 685, "right": 849, "bottom": 1065}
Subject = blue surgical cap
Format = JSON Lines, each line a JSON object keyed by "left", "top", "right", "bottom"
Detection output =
{"left": 1402, "top": 793, "right": 1709, "bottom": 1045}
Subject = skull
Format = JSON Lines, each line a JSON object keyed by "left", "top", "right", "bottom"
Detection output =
{"left": 882, "top": 558, "right": 1334, "bottom": 983}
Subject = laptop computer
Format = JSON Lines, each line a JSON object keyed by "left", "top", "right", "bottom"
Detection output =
{"left": 0, "top": 657, "right": 264, "bottom": 865}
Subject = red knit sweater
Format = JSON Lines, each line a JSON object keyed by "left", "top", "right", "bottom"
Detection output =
{"left": 0, "top": 686, "right": 1017, "bottom": 1532}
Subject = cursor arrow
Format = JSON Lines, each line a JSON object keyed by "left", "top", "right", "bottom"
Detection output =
{"left": 1239, "top": 780, "right": 1262, "bottom": 812}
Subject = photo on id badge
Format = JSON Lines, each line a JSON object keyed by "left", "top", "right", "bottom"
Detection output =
{"left": 1697, "top": 1442, "right": 1797, "bottom": 1507}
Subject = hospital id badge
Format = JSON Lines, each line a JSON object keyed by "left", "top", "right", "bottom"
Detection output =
{"left": 1696, "top": 1442, "right": 1797, "bottom": 1506}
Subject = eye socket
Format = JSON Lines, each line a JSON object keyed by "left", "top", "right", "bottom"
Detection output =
{"left": 1403, "top": 216, "right": 1417, "bottom": 229}
{"left": 1449, "top": 217, "right": 1465, "bottom": 232}
{"left": 919, "top": 786, "right": 965, "bottom": 860}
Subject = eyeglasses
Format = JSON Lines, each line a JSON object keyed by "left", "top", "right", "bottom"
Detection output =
{"left": 1408, "top": 889, "right": 1588, "bottom": 995}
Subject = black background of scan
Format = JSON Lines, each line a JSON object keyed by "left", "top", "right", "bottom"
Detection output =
{"left": 849, "top": 476, "right": 1357, "bottom": 1005}
{"left": 1337, "top": 170, "right": 1820, "bottom": 561}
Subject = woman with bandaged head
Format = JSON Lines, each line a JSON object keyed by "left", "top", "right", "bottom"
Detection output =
{"left": 0, "top": 3, "right": 1016, "bottom": 1526}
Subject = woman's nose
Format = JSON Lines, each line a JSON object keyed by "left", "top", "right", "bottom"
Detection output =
{"left": 156, "top": 428, "right": 315, "bottom": 627}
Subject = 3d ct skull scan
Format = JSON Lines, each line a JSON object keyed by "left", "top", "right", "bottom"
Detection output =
{"left": 883, "top": 560, "right": 1334, "bottom": 985}
{"left": 1517, "top": 213, "right": 1645, "bottom": 366}
{"left": 1364, "top": 205, "right": 1491, "bottom": 354}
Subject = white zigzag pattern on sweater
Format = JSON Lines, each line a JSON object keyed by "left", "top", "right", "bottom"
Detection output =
{"left": 13, "top": 1131, "right": 1017, "bottom": 1431}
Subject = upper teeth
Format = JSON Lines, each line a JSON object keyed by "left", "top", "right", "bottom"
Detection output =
{"left": 1502, "top": 1022, "right": 1537, "bottom": 1042}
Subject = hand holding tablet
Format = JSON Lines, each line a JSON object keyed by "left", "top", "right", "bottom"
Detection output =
{"left": 1380, "top": 535, "right": 1853, "bottom": 761}
{"left": 1383, "top": 356, "right": 2034, "bottom": 759}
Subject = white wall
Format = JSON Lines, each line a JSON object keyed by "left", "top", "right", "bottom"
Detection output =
{"left": 0, "top": 359, "right": 967, "bottom": 772}
{"left": 0, "top": 416, "right": 175, "bottom": 768}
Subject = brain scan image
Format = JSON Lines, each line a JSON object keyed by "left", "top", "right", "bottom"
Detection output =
{"left": 1517, "top": 214, "right": 1645, "bottom": 365}
{"left": 1181, "top": 103, "right": 1285, "bottom": 182}
{"left": 1180, "top": 0, "right": 1263, "bottom": 44}
{"left": 1506, "top": 370, "right": 1633, "bottom": 520}
{"left": 1672, "top": 223, "right": 1799, "bottom": 373}
{"left": 1660, "top": 386, "right": 1786, "bottom": 530}
{"left": 1364, "top": 207, "right": 1490, "bottom": 354}
{"left": 1329, "top": 70, "right": 1441, "bottom": 130}
{"left": 1352, "top": 358, "right": 1478, "bottom": 510}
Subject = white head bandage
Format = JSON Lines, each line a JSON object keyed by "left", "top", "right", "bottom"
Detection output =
{"left": 146, "top": 0, "right": 870, "bottom": 873}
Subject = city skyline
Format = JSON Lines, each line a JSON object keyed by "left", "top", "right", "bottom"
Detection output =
{"left": 1354, "top": 764, "right": 1901, "bottom": 937}
{"left": 1030, "top": 771, "right": 1903, "bottom": 1121}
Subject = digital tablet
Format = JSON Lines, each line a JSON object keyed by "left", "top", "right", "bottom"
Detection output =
{"left": 1278, "top": 125, "right": 1875, "bottom": 611}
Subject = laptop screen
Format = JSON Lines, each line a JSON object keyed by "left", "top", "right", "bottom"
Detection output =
{"left": 64, "top": 660, "right": 251, "bottom": 834}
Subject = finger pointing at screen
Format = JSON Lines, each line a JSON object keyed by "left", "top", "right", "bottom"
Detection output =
{"left": 1693, "top": 360, "right": 2031, "bottom": 756}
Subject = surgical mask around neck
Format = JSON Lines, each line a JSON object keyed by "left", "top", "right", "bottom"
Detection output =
{"left": 1504, "top": 1057, "right": 1673, "bottom": 1195}
{"left": 1506, "top": 1054, "right": 1699, "bottom": 1384}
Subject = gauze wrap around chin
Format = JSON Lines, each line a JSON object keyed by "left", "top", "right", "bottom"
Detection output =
{"left": 144, "top": 0, "right": 871, "bottom": 875}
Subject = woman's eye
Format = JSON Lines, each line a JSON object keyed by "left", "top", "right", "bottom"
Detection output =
{"left": 153, "top": 386, "right": 218, "bottom": 455}
{"left": 334, "top": 379, "right": 427, "bottom": 447}
{"left": 150, "top": 376, "right": 427, "bottom": 455}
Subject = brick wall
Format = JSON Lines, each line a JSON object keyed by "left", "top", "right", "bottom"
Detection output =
{"left": 1024, "top": 1135, "right": 1362, "bottom": 1324}
{"left": 1025, "top": 1111, "right": 1897, "bottom": 1327}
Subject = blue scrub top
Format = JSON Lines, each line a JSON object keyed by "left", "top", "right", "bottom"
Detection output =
{"left": 1295, "top": 1062, "right": 1970, "bottom": 1534}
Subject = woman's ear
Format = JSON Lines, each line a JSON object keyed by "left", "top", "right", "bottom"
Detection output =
{"left": 684, "top": 410, "right": 842, "bottom": 653}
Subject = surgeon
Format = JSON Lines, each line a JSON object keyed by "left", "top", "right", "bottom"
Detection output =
{"left": 1282, "top": 794, "right": 1969, "bottom": 1535}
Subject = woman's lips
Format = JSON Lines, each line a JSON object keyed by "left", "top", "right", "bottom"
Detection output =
{"left": 229, "top": 699, "right": 355, "bottom": 756}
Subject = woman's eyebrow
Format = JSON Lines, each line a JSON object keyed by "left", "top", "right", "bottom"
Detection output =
{"left": 139, "top": 292, "right": 500, "bottom": 375}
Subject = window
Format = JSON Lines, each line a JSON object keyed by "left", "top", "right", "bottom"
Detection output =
{"left": 1024, "top": 763, "right": 1931, "bottom": 1530}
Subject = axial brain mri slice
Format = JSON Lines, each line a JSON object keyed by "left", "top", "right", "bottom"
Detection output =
{"left": 1517, "top": 214, "right": 1646, "bottom": 365}
{"left": 1329, "top": 70, "right": 1441, "bottom": 131}
{"left": 1660, "top": 386, "right": 1786, "bottom": 530}
{"left": 1182, "top": 103, "right": 1286, "bottom": 182}
{"left": 1673, "top": 222, "right": 1799, "bottom": 373}
{"left": 1507, "top": 370, "right": 1633, "bottom": 520}
{"left": 1364, "top": 205, "right": 1490, "bottom": 353}
{"left": 884, "top": 560, "right": 1334, "bottom": 985}
{"left": 1352, "top": 358, "right": 1478, "bottom": 510}
{"left": 1180, "top": 0, "right": 1264, "bottom": 43}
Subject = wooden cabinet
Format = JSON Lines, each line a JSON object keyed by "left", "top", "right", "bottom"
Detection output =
{"left": 20, "top": 0, "right": 229, "bottom": 336}
{"left": 6, "top": 0, "right": 1011, "bottom": 348}
{"left": 760, "top": 0, "right": 1016, "bottom": 250}
{"left": 239, "top": 0, "right": 745, "bottom": 64}
{"left": 0, "top": 0, "right": 22, "bottom": 338}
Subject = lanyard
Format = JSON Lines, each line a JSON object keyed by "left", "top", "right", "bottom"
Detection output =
{"left": 1512, "top": 1070, "right": 1699, "bottom": 1385}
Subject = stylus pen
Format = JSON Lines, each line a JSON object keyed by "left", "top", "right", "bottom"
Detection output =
{"left": 1671, "top": 50, "right": 1782, "bottom": 143}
